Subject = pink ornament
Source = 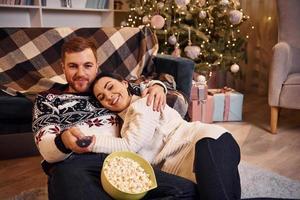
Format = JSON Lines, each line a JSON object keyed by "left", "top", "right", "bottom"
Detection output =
{"left": 199, "top": 10, "right": 207, "bottom": 19}
{"left": 142, "top": 16, "right": 150, "bottom": 24}
{"left": 184, "top": 45, "right": 201, "bottom": 60}
{"left": 151, "top": 15, "right": 165, "bottom": 29}
{"left": 229, "top": 10, "right": 243, "bottom": 25}
{"left": 175, "top": 0, "right": 190, "bottom": 6}
{"left": 168, "top": 34, "right": 177, "bottom": 45}
{"left": 219, "top": 0, "right": 229, "bottom": 6}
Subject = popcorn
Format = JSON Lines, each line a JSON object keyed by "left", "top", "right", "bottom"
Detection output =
{"left": 103, "top": 156, "right": 152, "bottom": 194}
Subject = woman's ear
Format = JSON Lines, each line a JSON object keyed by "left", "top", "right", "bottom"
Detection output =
{"left": 122, "top": 80, "right": 129, "bottom": 88}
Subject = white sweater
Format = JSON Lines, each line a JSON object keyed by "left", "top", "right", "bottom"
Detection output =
{"left": 92, "top": 95, "right": 228, "bottom": 181}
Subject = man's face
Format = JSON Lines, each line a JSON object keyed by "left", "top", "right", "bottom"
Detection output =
{"left": 62, "top": 48, "right": 98, "bottom": 93}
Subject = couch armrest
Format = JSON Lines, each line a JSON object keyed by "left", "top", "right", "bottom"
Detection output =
{"left": 153, "top": 54, "right": 194, "bottom": 99}
{"left": 269, "top": 42, "right": 292, "bottom": 106}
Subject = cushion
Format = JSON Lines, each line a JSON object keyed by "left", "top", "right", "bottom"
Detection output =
{"left": 284, "top": 73, "right": 300, "bottom": 85}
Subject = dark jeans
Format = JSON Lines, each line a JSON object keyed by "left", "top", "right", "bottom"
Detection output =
{"left": 194, "top": 132, "right": 241, "bottom": 200}
{"left": 44, "top": 153, "right": 197, "bottom": 200}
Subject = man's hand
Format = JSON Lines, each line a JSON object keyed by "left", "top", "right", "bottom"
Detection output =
{"left": 61, "top": 127, "right": 95, "bottom": 153}
{"left": 141, "top": 84, "right": 166, "bottom": 111}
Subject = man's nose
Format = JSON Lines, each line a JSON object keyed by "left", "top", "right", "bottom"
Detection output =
{"left": 77, "top": 66, "right": 85, "bottom": 76}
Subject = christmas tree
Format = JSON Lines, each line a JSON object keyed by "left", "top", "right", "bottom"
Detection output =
{"left": 123, "top": 0, "right": 252, "bottom": 78}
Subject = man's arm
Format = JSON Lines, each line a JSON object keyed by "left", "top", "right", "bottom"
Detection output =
{"left": 141, "top": 80, "right": 167, "bottom": 111}
{"left": 32, "top": 94, "right": 72, "bottom": 163}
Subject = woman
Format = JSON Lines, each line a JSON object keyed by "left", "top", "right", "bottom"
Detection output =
{"left": 91, "top": 72, "right": 241, "bottom": 200}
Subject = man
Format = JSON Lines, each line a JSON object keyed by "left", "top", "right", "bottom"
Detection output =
{"left": 32, "top": 36, "right": 197, "bottom": 200}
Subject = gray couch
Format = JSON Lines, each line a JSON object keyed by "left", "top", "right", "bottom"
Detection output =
{"left": 269, "top": 0, "right": 300, "bottom": 133}
{"left": 0, "top": 27, "right": 194, "bottom": 159}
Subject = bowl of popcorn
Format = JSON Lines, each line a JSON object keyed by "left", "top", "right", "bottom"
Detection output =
{"left": 101, "top": 151, "right": 157, "bottom": 200}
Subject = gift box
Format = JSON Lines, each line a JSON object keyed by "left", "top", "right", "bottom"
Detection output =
{"left": 188, "top": 96, "right": 214, "bottom": 123}
{"left": 190, "top": 83, "right": 208, "bottom": 101}
{"left": 209, "top": 89, "right": 244, "bottom": 122}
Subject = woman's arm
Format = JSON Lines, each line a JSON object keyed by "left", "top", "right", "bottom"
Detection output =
{"left": 92, "top": 97, "right": 160, "bottom": 154}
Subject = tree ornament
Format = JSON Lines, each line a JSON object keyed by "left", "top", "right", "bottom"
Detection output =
{"left": 229, "top": 10, "right": 243, "bottom": 25}
{"left": 168, "top": 34, "right": 177, "bottom": 45}
{"left": 151, "top": 15, "right": 165, "bottom": 29}
{"left": 172, "top": 43, "right": 181, "bottom": 57}
{"left": 230, "top": 63, "right": 240, "bottom": 73}
{"left": 219, "top": 0, "right": 229, "bottom": 6}
{"left": 142, "top": 16, "right": 150, "bottom": 24}
{"left": 196, "top": 75, "right": 207, "bottom": 84}
{"left": 199, "top": 10, "right": 207, "bottom": 19}
{"left": 157, "top": 2, "right": 164, "bottom": 9}
{"left": 184, "top": 27, "right": 201, "bottom": 60}
{"left": 184, "top": 45, "right": 201, "bottom": 59}
{"left": 197, "top": 0, "right": 206, "bottom": 7}
{"left": 175, "top": 0, "right": 190, "bottom": 7}
{"left": 120, "top": 21, "right": 127, "bottom": 27}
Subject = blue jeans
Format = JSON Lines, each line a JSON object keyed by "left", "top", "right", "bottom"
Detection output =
{"left": 44, "top": 153, "right": 197, "bottom": 200}
{"left": 194, "top": 132, "right": 241, "bottom": 200}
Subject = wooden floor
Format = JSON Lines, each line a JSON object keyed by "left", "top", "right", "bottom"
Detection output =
{"left": 0, "top": 93, "right": 299, "bottom": 199}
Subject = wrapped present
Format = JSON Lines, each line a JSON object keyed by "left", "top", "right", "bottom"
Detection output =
{"left": 188, "top": 96, "right": 214, "bottom": 123}
{"left": 190, "top": 82, "right": 208, "bottom": 101}
{"left": 208, "top": 88, "right": 244, "bottom": 121}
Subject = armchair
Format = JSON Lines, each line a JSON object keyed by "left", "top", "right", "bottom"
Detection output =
{"left": 269, "top": 0, "right": 300, "bottom": 133}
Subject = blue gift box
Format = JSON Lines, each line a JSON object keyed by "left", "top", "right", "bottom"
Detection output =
{"left": 210, "top": 90, "right": 244, "bottom": 122}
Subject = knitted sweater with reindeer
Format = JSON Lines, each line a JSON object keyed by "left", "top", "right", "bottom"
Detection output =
{"left": 32, "top": 84, "right": 120, "bottom": 163}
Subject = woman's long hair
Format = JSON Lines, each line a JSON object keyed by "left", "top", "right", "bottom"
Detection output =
{"left": 91, "top": 72, "right": 135, "bottom": 97}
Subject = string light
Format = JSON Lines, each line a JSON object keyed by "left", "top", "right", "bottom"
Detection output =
{"left": 126, "top": 0, "right": 252, "bottom": 74}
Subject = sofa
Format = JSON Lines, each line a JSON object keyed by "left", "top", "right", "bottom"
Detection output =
{"left": 0, "top": 26, "right": 194, "bottom": 160}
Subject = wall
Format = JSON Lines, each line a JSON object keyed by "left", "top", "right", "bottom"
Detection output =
{"left": 240, "top": 0, "right": 278, "bottom": 95}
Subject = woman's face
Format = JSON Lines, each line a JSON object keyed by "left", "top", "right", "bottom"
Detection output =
{"left": 93, "top": 76, "right": 131, "bottom": 112}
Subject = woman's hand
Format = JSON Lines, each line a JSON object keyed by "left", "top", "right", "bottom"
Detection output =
{"left": 141, "top": 84, "right": 166, "bottom": 112}
{"left": 61, "top": 127, "right": 95, "bottom": 153}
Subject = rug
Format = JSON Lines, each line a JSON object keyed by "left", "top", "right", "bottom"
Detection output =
{"left": 239, "top": 161, "right": 300, "bottom": 199}
{"left": 7, "top": 161, "right": 300, "bottom": 200}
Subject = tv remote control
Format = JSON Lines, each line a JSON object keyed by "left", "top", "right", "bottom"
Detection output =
{"left": 76, "top": 136, "right": 93, "bottom": 148}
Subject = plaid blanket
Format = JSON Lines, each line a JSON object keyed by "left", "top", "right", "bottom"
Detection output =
{"left": 0, "top": 26, "right": 158, "bottom": 98}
